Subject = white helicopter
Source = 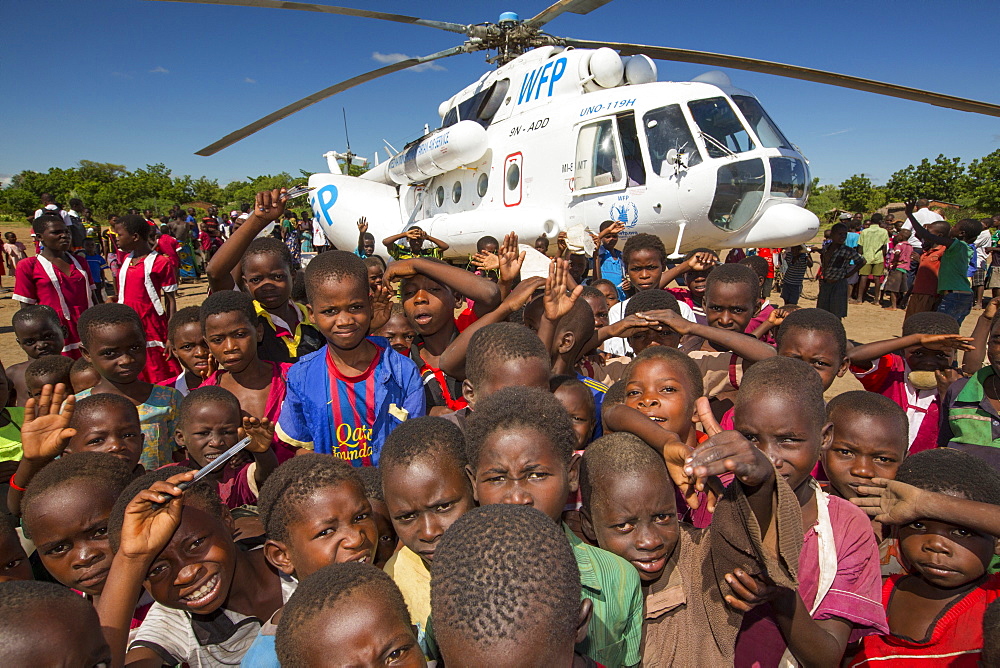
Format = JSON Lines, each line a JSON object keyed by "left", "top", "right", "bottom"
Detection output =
{"left": 158, "top": 0, "right": 1000, "bottom": 259}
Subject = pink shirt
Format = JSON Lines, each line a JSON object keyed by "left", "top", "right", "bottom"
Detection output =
{"left": 13, "top": 255, "right": 92, "bottom": 355}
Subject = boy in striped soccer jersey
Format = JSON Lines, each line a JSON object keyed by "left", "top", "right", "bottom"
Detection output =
{"left": 276, "top": 251, "right": 424, "bottom": 466}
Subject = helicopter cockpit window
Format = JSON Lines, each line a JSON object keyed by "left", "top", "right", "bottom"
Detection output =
{"left": 731, "top": 96, "right": 793, "bottom": 150}
{"left": 643, "top": 105, "right": 702, "bottom": 175}
{"left": 616, "top": 112, "right": 646, "bottom": 186}
{"left": 442, "top": 107, "right": 458, "bottom": 128}
{"left": 709, "top": 158, "right": 765, "bottom": 232}
{"left": 477, "top": 79, "right": 509, "bottom": 126}
{"left": 688, "top": 97, "right": 755, "bottom": 158}
{"left": 574, "top": 119, "right": 623, "bottom": 190}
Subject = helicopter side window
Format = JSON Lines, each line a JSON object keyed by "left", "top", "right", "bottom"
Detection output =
{"left": 616, "top": 112, "right": 646, "bottom": 186}
{"left": 709, "top": 158, "right": 766, "bottom": 232}
{"left": 643, "top": 105, "right": 702, "bottom": 174}
{"left": 442, "top": 107, "right": 458, "bottom": 128}
{"left": 732, "top": 95, "right": 793, "bottom": 150}
{"left": 574, "top": 119, "right": 623, "bottom": 190}
{"left": 688, "top": 97, "right": 755, "bottom": 158}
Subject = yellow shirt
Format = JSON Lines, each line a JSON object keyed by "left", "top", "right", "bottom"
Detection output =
{"left": 384, "top": 546, "right": 431, "bottom": 627}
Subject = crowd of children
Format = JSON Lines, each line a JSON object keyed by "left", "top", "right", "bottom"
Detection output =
{"left": 2, "top": 188, "right": 1000, "bottom": 667}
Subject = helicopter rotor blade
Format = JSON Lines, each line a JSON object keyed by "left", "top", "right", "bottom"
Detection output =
{"left": 195, "top": 45, "right": 466, "bottom": 156}
{"left": 562, "top": 38, "right": 1000, "bottom": 118}
{"left": 525, "top": 0, "right": 614, "bottom": 29}
{"left": 148, "top": 0, "right": 470, "bottom": 35}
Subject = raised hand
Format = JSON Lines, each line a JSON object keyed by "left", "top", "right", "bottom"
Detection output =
{"left": 405, "top": 229, "right": 423, "bottom": 241}
{"left": 556, "top": 231, "right": 568, "bottom": 256}
{"left": 369, "top": 281, "right": 393, "bottom": 331}
{"left": 471, "top": 251, "right": 500, "bottom": 272}
{"left": 935, "top": 367, "right": 963, "bottom": 397}
{"left": 723, "top": 568, "right": 779, "bottom": 612}
{"left": 904, "top": 200, "right": 916, "bottom": 216}
{"left": 382, "top": 259, "right": 419, "bottom": 285}
{"left": 685, "top": 398, "right": 774, "bottom": 490}
{"left": 357, "top": 216, "right": 368, "bottom": 234}
{"left": 543, "top": 258, "right": 584, "bottom": 323}
{"left": 851, "top": 478, "right": 928, "bottom": 526}
{"left": 498, "top": 232, "right": 525, "bottom": 284}
{"left": 254, "top": 188, "right": 287, "bottom": 224}
{"left": 636, "top": 308, "right": 692, "bottom": 335}
{"left": 688, "top": 251, "right": 718, "bottom": 272}
{"left": 117, "top": 471, "right": 195, "bottom": 562}
{"left": 199, "top": 354, "right": 219, "bottom": 380}
{"left": 242, "top": 416, "right": 276, "bottom": 454}
{"left": 21, "top": 383, "right": 75, "bottom": 463}
{"left": 767, "top": 305, "right": 798, "bottom": 326}
{"left": 917, "top": 334, "right": 975, "bottom": 352}
{"left": 985, "top": 297, "right": 1000, "bottom": 320}
{"left": 503, "top": 275, "right": 546, "bottom": 311}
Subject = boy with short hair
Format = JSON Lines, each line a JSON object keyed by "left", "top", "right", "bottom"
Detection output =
{"left": 380, "top": 416, "right": 475, "bottom": 637}
{"left": 780, "top": 244, "right": 813, "bottom": 306}
{"left": 275, "top": 563, "right": 424, "bottom": 667}
{"left": 466, "top": 386, "right": 644, "bottom": 667}
{"left": 277, "top": 251, "right": 424, "bottom": 465}
{"left": 6, "top": 304, "right": 65, "bottom": 407}
{"left": 23, "top": 354, "right": 73, "bottom": 401}
{"left": 817, "top": 222, "right": 864, "bottom": 318}
{"left": 382, "top": 226, "right": 449, "bottom": 260}
{"left": 69, "top": 356, "right": 100, "bottom": 393}
{"left": 849, "top": 448, "right": 1000, "bottom": 665}
{"left": 113, "top": 213, "right": 180, "bottom": 384}
{"left": 163, "top": 306, "right": 210, "bottom": 396}
{"left": 432, "top": 504, "right": 592, "bottom": 667}
{"left": 592, "top": 219, "right": 627, "bottom": 299}
{"left": 373, "top": 303, "right": 417, "bottom": 355}
{"left": 848, "top": 311, "right": 973, "bottom": 453}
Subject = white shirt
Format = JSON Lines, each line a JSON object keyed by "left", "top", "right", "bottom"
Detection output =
{"left": 974, "top": 229, "right": 991, "bottom": 270}
{"left": 33, "top": 205, "right": 72, "bottom": 227}
{"left": 604, "top": 294, "right": 697, "bottom": 357}
{"left": 312, "top": 218, "right": 327, "bottom": 246}
{"left": 902, "top": 207, "right": 944, "bottom": 251}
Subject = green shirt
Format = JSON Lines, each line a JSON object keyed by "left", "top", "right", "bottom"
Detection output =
{"left": 0, "top": 407, "right": 24, "bottom": 463}
{"left": 388, "top": 242, "right": 442, "bottom": 261}
{"left": 859, "top": 226, "right": 889, "bottom": 265}
{"left": 564, "top": 523, "right": 644, "bottom": 667}
{"left": 938, "top": 241, "right": 973, "bottom": 293}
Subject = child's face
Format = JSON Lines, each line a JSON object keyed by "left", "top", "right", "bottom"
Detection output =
{"left": 242, "top": 253, "right": 293, "bottom": 311}
{"left": 15, "top": 318, "right": 65, "bottom": 359}
{"left": 5, "top": 232, "right": 15, "bottom": 243}
{"left": 112, "top": 223, "right": 139, "bottom": 252}
{"left": 271, "top": 481, "right": 377, "bottom": 579}
{"left": 0, "top": 526, "right": 31, "bottom": 583}
{"left": 628, "top": 325, "right": 681, "bottom": 354}
{"left": 705, "top": 282, "right": 757, "bottom": 332}
{"left": 83, "top": 323, "right": 147, "bottom": 385}
{"left": 367, "top": 264, "right": 384, "bottom": 293}
{"left": 471, "top": 427, "right": 578, "bottom": 524}
{"left": 368, "top": 498, "right": 398, "bottom": 569}
{"left": 70, "top": 366, "right": 101, "bottom": 394}
{"left": 462, "top": 357, "right": 551, "bottom": 409}
{"left": 898, "top": 509, "right": 997, "bottom": 590}
{"left": 623, "top": 358, "right": 696, "bottom": 439}
{"left": 309, "top": 277, "right": 372, "bottom": 351}
{"left": 831, "top": 228, "right": 847, "bottom": 245}
{"left": 596, "top": 282, "right": 619, "bottom": 310}
{"left": 25, "top": 480, "right": 115, "bottom": 596}
{"left": 685, "top": 266, "right": 714, "bottom": 301}
{"left": 25, "top": 372, "right": 67, "bottom": 401}
{"left": 626, "top": 249, "right": 664, "bottom": 291}
{"left": 84, "top": 239, "right": 96, "bottom": 255}
{"left": 170, "top": 321, "right": 211, "bottom": 377}
{"left": 823, "top": 411, "right": 906, "bottom": 501}
{"left": 296, "top": 590, "right": 425, "bottom": 667}
{"left": 203, "top": 310, "right": 262, "bottom": 375}
{"left": 734, "top": 393, "right": 831, "bottom": 496}
{"left": 362, "top": 238, "right": 376, "bottom": 257}
{"left": 583, "top": 294, "right": 609, "bottom": 329}
{"left": 777, "top": 328, "right": 848, "bottom": 391}
{"left": 554, "top": 385, "right": 595, "bottom": 449}
{"left": 585, "top": 468, "right": 679, "bottom": 583}
{"left": 39, "top": 220, "right": 71, "bottom": 253}
{"left": 144, "top": 501, "right": 238, "bottom": 614}
{"left": 602, "top": 228, "right": 619, "bottom": 249}
{"left": 568, "top": 253, "right": 588, "bottom": 284}
{"left": 479, "top": 240, "right": 499, "bottom": 255}
{"left": 176, "top": 400, "right": 242, "bottom": 468}
{"left": 401, "top": 274, "right": 456, "bottom": 337}
{"left": 375, "top": 313, "right": 417, "bottom": 355}
{"left": 66, "top": 405, "right": 144, "bottom": 469}
{"left": 904, "top": 344, "right": 954, "bottom": 373}
{"left": 383, "top": 458, "right": 475, "bottom": 567}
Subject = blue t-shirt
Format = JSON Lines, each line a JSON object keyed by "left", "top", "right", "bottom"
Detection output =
{"left": 85, "top": 253, "right": 108, "bottom": 284}
{"left": 276, "top": 337, "right": 425, "bottom": 466}
{"left": 845, "top": 232, "right": 860, "bottom": 248}
{"left": 597, "top": 246, "right": 627, "bottom": 300}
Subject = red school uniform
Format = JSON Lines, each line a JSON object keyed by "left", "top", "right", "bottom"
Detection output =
{"left": 13, "top": 254, "right": 93, "bottom": 357}
{"left": 849, "top": 573, "right": 1000, "bottom": 667}
{"left": 155, "top": 233, "right": 181, "bottom": 278}
{"left": 115, "top": 252, "right": 181, "bottom": 384}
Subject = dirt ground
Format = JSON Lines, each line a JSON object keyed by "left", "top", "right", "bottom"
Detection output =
{"left": 0, "top": 222, "right": 978, "bottom": 400}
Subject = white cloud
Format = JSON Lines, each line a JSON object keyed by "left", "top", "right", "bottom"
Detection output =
{"left": 149, "top": 66, "right": 169, "bottom": 74}
{"left": 0, "top": 174, "right": 12, "bottom": 188}
{"left": 245, "top": 77, "right": 257, "bottom": 84}
{"left": 371, "top": 52, "right": 445, "bottom": 72}
{"left": 820, "top": 128, "right": 852, "bottom": 137}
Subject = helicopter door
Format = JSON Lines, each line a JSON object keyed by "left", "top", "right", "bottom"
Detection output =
{"left": 573, "top": 118, "right": 625, "bottom": 193}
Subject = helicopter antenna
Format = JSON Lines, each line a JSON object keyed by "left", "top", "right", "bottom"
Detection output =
{"left": 342, "top": 108, "right": 356, "bottom": 173}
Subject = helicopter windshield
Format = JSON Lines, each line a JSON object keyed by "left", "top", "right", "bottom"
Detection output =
{"left": 688, "top": 97, "right": 755, "bottom": 157}
{"left": 643, "top": 105, "right": 702, "bottom": 174}
{"left": 731, "top": 95, "right": 793, "bottom": 149}
{"left": 709, "top": 158, "right": 766, "bottom": 232}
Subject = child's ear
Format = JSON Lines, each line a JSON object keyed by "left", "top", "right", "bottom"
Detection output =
{"left": 580, "top": 507, "right": 597, "bottom": 544}
{"left": 174, "top": 429, "right": 186, "bottom": 448}
{"left": 567, "top": 453, "right": 581, "bottom": 494}
{"left": 465, "top": 465, "right": 479, "bottom": 504}
{"left": 220, "top": 506, "right": 235, "bottom": 534}
{"left": 836, "top": 357, "right": 850, "bottom": 378}
{"left": 263, "top": 539, "right": 297, "bottom": 576}
{"left": 461, "top": 379, "right": 476, "bottom": 409}
{"left": 557, "top": 331, "right": 575, "bottom": 356}
{"left": 574, "top": 599, "right": 593, "bottom": 645}
{"left": 80, "top": 346, "right": 92, "bottom": 363}
{"left": 820, "top": 421, "right": 835, "bottom": 452}
{"left": 255, "top": 322, "right": 264, "bottom": 344}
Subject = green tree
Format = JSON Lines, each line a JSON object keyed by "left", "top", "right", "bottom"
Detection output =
{"left": 967, "top": 150, "right": 1000, "bottom": 215}
{"left": 805, "top": 178, "right": 842, "bottom": 217}
{"left": 838, "top": 174, "right": 876, "bottom": 213}
{"left": 885, "top": 154, "right": 967, "bottom": 203}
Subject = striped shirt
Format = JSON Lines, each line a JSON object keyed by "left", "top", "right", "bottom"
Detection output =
{"left": 564, "top": 523, "right": 644, "bottom": 667}
{"left": 782, "top": 250, "right": 811, "bottom": 286}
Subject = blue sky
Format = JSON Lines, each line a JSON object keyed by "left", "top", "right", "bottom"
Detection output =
{"left": 2, "top": 0, "right": 998, "bottom": 189}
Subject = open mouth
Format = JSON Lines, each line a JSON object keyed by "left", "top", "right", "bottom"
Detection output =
{"left": 631, "top": 555, "right": 667, "bottom": 574}
{"left": 180, "top": 573, "right": 222, "bottom": 608}
{"left": 412, "top": 312, "right": 433, "bottom": 326}
{"left": 345, "top": 552, "right": 371, "bottom": 565}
